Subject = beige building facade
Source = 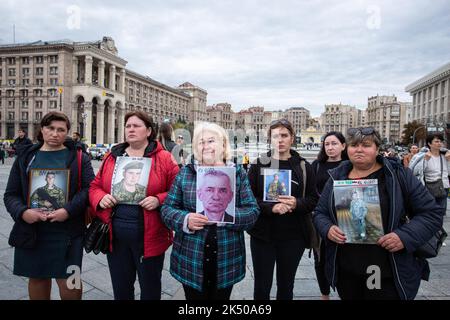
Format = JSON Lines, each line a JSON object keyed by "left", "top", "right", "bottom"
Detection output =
{"left": 367, "top": 95, "right": 410, "bottom": 143}
{"left": 0, "top": 37, "right": 198, "bottom": 144}
{"left": 406, "top": 62, "right": 450, "bottom": 127}
{"left": 321, "top": 104, "right": 363, "bottom": 135}
{"left": 284, "top": 107, "right": 310, "bottom": 136}
{"left": 206, "top": 103, "right": 233, "bottom": 129}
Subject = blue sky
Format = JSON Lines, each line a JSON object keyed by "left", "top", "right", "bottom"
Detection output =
{"left": 1, "top": 0, "right": 450, "bottom": 116}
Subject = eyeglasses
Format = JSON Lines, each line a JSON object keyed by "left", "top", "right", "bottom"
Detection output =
{"left": 347, "top": 127, "right": 376, "bottom": 136}
{"left": 177, "top": 136, "right": 184, "bottom": 139}
{"left": 270, "top": 119, "right": 290, "bottom": 126}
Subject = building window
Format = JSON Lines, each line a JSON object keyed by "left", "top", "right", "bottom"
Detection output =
{"left": 21, "top": 112, "right": 28, "bottom": 120}
{"left": 35, "top": 100, "right": 43, "bottom": 109}
{"left": 7, "top": 90, "right": 14, "bottom": 97}
{"left": 8, "top": 68, "right": 16, "bottom": 76}
{"left": 36, "top": 112, "right": 43, "bottom": 120}
{"left": 8, "top": 79, "right": 16, "bottom": 86}
{"left": 35, "top": 56, "right": 43, "bottom": 64}
{"left": 34, "top": 89, "right": 43, "bottom": 97}
{"left": 49, "top": 67, "right": 58, "bottom": 75}
{"left": 49, "top": 55, "right": 58, "bottom": 64}
{"left": 36, "top": 67, "right": 44, "bottom": 76}
{"left": 48, "top": 89, "right": 57, "bottom": 97}
{"left": 36, "top": 78, "right": 43, "bottom": 86}
{"left": 7, "top": 57, "right": 16, "bottom": 65}
{"left": 50, "top": 78, "right": 58, "bottom": 85}
{"left": 22, "top": 68, "right": 30, "bottom": 76}
{"left": 22, "top": 57, "right": 29, "bottom": 64}
{"left": 20, "top": 90, "right": 28, "bottom": 97}
{"left": 49, "top": 100, "right": 57, "bottom": 109}
{"left": 8, "top": 112, "right": 14, "bottom": 120}
{"left": 21, "top": 99, "right": 29, "bottom": 108}
{"left": 22, "top": 79, "right": 30, "bottom": 86}
{"left": 8, "top": 100, "right": 14, "bottom": 108}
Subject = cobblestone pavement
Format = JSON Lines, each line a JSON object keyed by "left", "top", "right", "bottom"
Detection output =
{"left": 0, "top": 157, "right": 448, "bottom": 300}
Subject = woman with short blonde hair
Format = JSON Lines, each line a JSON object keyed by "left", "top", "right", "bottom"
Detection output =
{"left": 192, "top": 122, "right": 232, "bottom": 164}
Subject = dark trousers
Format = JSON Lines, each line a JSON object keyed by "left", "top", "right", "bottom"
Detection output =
{"left": 313, "top": 240, "right": 330, "bottom": 295}
{"left": 436, "top": 192, "right": 448, "bottom": 215}
{"left": 183, "top": 284, "right": 233, "bottom": 300}
{"left": 250, "top": 236, "right": 305, "bottom": 300}
{"left": 336, "top": 268, "right": 400, "bottom": 300}
{"left": 107, "top": 220, "right": 164, "bottom": 300}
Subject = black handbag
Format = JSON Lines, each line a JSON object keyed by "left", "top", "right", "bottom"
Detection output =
{"left": 396, "top": 167, "right": 447, "bottom": 259}
{"left": 426, "top": 179, "right": 447, "bottom": 198}
{"left": 414, "top": 227, "right": 447, "bottom": 259}
{"left": 84, "top": 217, "right": 110, "bottom": 254}
{"left": 425, "top": 155, "right": 447, "bottom": 198}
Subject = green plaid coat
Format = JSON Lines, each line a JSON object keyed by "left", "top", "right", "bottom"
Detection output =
{"left": 161, "top": 163, "right": 259, "bottom": 291}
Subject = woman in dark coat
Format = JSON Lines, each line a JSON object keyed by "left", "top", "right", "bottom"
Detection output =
{"left": 4, "top": 111, "right": 95, "bottom": 300}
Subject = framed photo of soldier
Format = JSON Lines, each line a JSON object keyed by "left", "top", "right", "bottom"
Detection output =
{"left": 111, "top": 157, "right": 152, "bottom": 205}
{"left": 263, "top": 169, "right": 291, "bottom": 202}
{"left": 28, "top": 169, "right": 70, "bottom": 211}
{"left": 196, "top": 166, "right": 236, "bottom": 224}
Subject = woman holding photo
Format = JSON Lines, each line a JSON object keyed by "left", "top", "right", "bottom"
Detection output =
{"left": 4, "top": 112, "right": 94, "bottom": 300}
{"left": 313, "top": 127, "right": 443, "bottom": 300}
{"left": 247, "top": 119, "right": 319, "bottom": 300}
{"left": 161, "top": 122, "right": 259, "bottom": 300}
{"left": 89, "top": 111, "right": 179, "bottom": 300}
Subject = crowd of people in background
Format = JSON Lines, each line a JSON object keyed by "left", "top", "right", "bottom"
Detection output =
{"left": 1, "top": 111, "right": 447, "bottom": 301}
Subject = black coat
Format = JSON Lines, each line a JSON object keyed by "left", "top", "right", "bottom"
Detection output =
{"left": 247, "top": 149, "right": 318, "bottom": 243}
{"left": 313, "top": 156, "right": 444, "bottom": 300}
{"left": 4, "top": 140, "right": 95, "bottom": 244}
{"left": 12, "top": 137, "right": 32, "bottom": 156}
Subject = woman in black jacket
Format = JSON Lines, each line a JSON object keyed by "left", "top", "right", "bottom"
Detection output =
{"left": 3, "top": 112, "right": 95, "bottom": 300}
{"left": 248, "top": 119, "right": 319, "bottom": 300}
{"left": 311, "top": 131, "right": 348, "bottom": 300}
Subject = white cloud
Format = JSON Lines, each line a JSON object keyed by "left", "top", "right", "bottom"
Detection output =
{"left": 1, "top": 0, "right": 450, "bottom": 116}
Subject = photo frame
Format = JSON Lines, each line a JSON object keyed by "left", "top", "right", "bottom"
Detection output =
{"left": 263, "top": 169, "right": 292, "bottom": 202}
{"left": 28, "top": 169, "right": 70, "bottom": 211}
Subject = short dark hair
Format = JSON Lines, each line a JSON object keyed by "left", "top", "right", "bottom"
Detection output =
{"left": 317, "top": 131, "right": 349, "bottom": 163}
{"left": 37, "top": 112, "right": 71, "bottom": 142}
{"left": 124, "top": 111, "right": 156, "bottom": 142}
{"left": 72, "top": 131, "right": 81, "bottom": 138}
{"left": 426, "top": 133, "right": 444, "bottom": 147}
{"left": 268, "top": 119, "right": 295, "bottom": 141}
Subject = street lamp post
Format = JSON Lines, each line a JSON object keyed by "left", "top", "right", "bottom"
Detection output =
{"left": 412, "top": 126, "right": 426, "bottom": 145}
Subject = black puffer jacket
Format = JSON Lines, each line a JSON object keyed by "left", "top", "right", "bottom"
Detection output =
{"left": 4, "top": 140, "right": 95, "bottom": 244}
{"left": 247, "top": 149, "right": 319, "bottom": 244}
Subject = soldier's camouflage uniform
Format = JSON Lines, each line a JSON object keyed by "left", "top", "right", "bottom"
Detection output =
{"left": 30, "top": 185, "right": 66, "bottom": 210}
{"left": 113, "top": 180, "right": 146, "bottom": 203}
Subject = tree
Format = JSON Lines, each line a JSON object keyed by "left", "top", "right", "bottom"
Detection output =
{"left": 401, "top": 121, "right": 426, "bottom": 145}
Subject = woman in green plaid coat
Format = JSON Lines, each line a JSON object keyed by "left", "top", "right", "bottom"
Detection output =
{"left": 161, "top": 122, "right": 259, "bottom": 300}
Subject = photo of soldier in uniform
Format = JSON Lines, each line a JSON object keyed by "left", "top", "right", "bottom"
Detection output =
{"left": 333, "top": 179, "right": 384, "bottom": 244}
{"left": 28, "top": 169, "right": 70, "bottom": 211}
{"left": 196, "top": 167, "right": 236, "bottom": 224}
{"left": 111, "top": 157, "right": 152, "bottom": 205}
{"left": 263, "top": 169, "right": 291, "bottom": 202}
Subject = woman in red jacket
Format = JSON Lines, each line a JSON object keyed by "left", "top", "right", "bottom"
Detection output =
{"left": 89, "top": 111, "right": 179, "bottom": 300}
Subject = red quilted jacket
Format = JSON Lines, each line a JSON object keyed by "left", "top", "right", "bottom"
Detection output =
{"left": 89, "top": 141, "right": 179, "bottom": 257}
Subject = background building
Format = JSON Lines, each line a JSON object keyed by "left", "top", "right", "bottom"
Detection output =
{"left": 406, "top": 61, "right": 450, "bottom": 131}
{"left": 206, "top": 103, "right": 233, "bottom": 129}
{"left": 0, "top": 36, "right": 201, "bottom": 144}
{"left": 367, "top": 95, "right": 410, "bottom": 144}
